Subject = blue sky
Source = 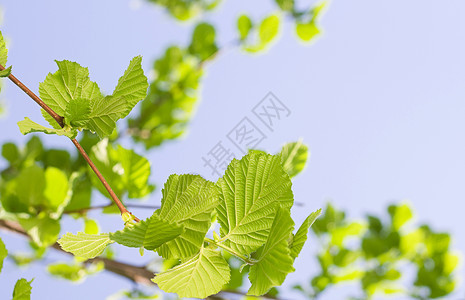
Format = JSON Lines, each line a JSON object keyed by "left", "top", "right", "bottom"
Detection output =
{"left": 1, "top": 0, "right": 465, "bottom": 299}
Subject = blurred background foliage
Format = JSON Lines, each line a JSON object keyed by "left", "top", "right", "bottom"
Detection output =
{"left": 0, "top": 0, "right": 462, "bottom": 299}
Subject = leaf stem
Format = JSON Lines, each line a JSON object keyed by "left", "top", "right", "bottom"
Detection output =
{"left": 204, "top": 237, "right": 255, "bottom": 265}
{"left": 0, "top": 64, "right": 139, "bottom": 222}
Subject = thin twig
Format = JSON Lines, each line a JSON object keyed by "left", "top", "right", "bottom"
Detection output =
{"left": 64, "top": 203, "right": 160, "bottom": 215}
{"left": 0, "top": 64, "right": 138, "bottom": 221}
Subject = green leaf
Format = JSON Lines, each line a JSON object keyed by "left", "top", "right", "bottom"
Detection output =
{"left": 153, "top": 247, "right": 230, "bottom": 298}
{"left": 296, "top": 22, "right": 320, "bottom": 42}
{"left": 64, "top": 98, "right": 91, "bottom": 127}
{"left": 280, "top": 140, "right": 309, "bottom": 178}
{"left": 0, "top": 237, "right": 7, "bottom": 272}
{"left": 0, "top": 65, "right": 11, "bottom": 77}
{"left": 290, "top": 209, "right": 322, "bottom": 259}
{"left": 259, "top": 15, "right": 280, "bottom": 45}
{"left": 19, "top": 215, "right": 60, "bottom": 247}
{"left": 15, "top": 165, "right": 45, "bottom": 207}
{"left": 275, "top": 0, "right": 294, "bottom": 11}
{"left": 89, "top": 140, "right": 153, "bottom": 199}
{"left": 216, "top": 152, "right": 293, "bottom": 254}
{"left": 188, "top": 23, "right": 218, "bottom": 61}
{"left": 237, "top": 15, "right": 253, "bottom": 40}
{"left": 0, "top": 30, "right": 8, "bottom": 66}
{"left": 112, "top": 56, "right": 148, "bottom": 118}
{"left": 388, "top": 203, "right": 413, "bottom": 230}
{"left": 84, "top": 219, "right": 99, "bottom": 235}
{"left": 12, "top": 278, "right": 33, "bottom": 300}
{"left": 156, "top": 174, "right": 219, "bottom": 259}
{"left": 58, "top": 233, "right": 112, "bottom": 259}
{"left": 110, "top": 214, "right": 184, "bottom": 250}
{"left": 39, "top": 60, "right": 103, "bottom": 116}
{"left": 18, "top": 117, "right": 77, "bottom": 139}
{"left": 248, "top": 208, "right": 295, "bottom": 296}
{"left": 86, "top": 95, "right": 128, "bottom": 138}
{"left": 41, "top": 109, "right": 62, "bottom": 129}
{"left": 43, "top": 167, "right": 70, "bottom": 212}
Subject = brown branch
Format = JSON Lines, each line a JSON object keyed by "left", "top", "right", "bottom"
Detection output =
{"left": 0, "top": 64, "right": 138, "bottom": 222}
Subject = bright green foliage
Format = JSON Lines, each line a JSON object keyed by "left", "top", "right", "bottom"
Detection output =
{"left": 0, "top": 30, "right": 11, "bottom": 79}
{"left": 243, "top": 15, "right": 281, "bottom": 53}
{"left": 110, "top": 214, "right": 184, "bottom": 250}
{"left": 280, "top": 140, "right": 309, "bottom": 178}
{"left": 48, "top": 261, "right": 104, "bottom": 282}
{"left": 275, "top": 0, "right": 294, "bottom": 12}
{"left": 64, "top": 98, "right": 91, "bottom": 127}
{"left": 12, "top": 278, "right": 33, "bottom": 300}
{"left": 19, "top": 215, "right": 61, "bottom": 247}
{"left": 146, "top": 0, "right": 221, "bottom": 21}
{"left": 58, "top": 233, "right": 112, "bottom": 259}
{"left": 32, "top": 57, "right": 148, "bottom": 138}
{"left": 1, "top": 164, "right": 71, "bottom": 218}
{"left": 188, "top": 23, "right": 218, "bottom": 61}
{"left": 0, "top": 237, "right": 7, "bottom": 272}
{"left": 112, "top": 56, "right": 149, "bottom": 118}
{"left": 237, "top": 15, "right": 253, "bottom": 40}
{"left": 18, "top": 117, "right": 77, "bottom": 139}
{"left": 156, "top": 174, "right": 218, "bottom": 259}
{"left": 89, "top": 140, "right": 154, "bottom": 199}
{"left": 39, "top": 60, "right": 102, "bottom": 116}
{"left": 0, "top": 30, "right": 7, "bottom": 66}
{"left": 248, "top": 208, "right": 295, "bottom": 296}
{"left": 296, "top": 203, "right": 460, "bottom": 299}
{"left": 153, "top": 247, "right": 230, "bottom": 298}
{"left": 216, "top": 152, "right": 293, "bottom": 254}
{"left": 290, "top": 209, "right": 322, "bottom": 259}
{"left": 295, "top": 1, "right": 327, "bottom": 42}
{"left": 0, "top": 65, "right": 11, "bottom": 77}
{"left": 128, "top": 26, "right": 207, "bottom": 148}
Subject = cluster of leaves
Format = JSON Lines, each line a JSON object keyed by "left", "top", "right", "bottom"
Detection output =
{"left": 58, "top": 142, "right": 320, "bottom": 298}
{"left": 127, "top": 1, "right": 328, "bottom": 149}
{"left": 18, "top": 55, "right": 148, "bottom": 139}
{"left": 293, "top": 203, "right": 460, "bottom": 299}
{"left": 146, "top": 0, "right": 220, "bottom": 21}
{"left": 128, "top": 23, "right": 216, "bottom": 148}
{"left": 1, "top": 237, "right": 34, "bottom": 300}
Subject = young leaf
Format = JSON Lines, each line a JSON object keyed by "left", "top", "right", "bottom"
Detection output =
{"left": 237, "top": 15, "right": 253, "bottom": 40}
{"left": 19, "top": 216, "right": 60, "bottom": 248}
{"left": 248, "top": 208, "right": 295, "bottom": 296}
{"left": 156, "top": 174, "right": 219, "bottom": 259}
{"left": 39, "top": 60, "right": 103, "bottom": 116}
{"left": 86, "top": 95, "right": 128, "bottom": 137}
{"left": 153, "top": 247, "right": 230, "bottom": 298}
{"left": 64, "top": 98, "right": 91, "bottom": 127}
{"left": 41, "top": 109, "right": 62, "bottom": 129}
{"left": 216, "top": 152, "right": 293, "bottom": 254}
{"left": 58, "top": 233, "right": 112, "bottom": 259}
{"left": 110, "top": 214, "right": 184, "bottom": 250}
{"left": 259, "top": 15, "right": 280, "bottom": 45}
{"left": 188, "top": 23, "right": 218, "bottom": 61}
{"left": 112, "top": 56, "right": 148, "bottom": 118}
{"left": 0, "top": 237, "right": 7, "bottom": 272}
{"left": 18, "top": 117, "right": 77, "bottom": 139}
{"left": 290, "top": 209, "right": 322, "bottom": 259}
{"left": 89, "top": 140, "right": 153, "bottom": 199}
{"left": 12, "top": 278, "right": 33, "bottom": 300}
{"left": 0, "top": 65, "right": 12, "bottom": 77}
{"left": 0, "top": 30, "right": 8, "bottom": 66}
{"left": 279, "top": 140, "right": 309, "bottom": 178}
